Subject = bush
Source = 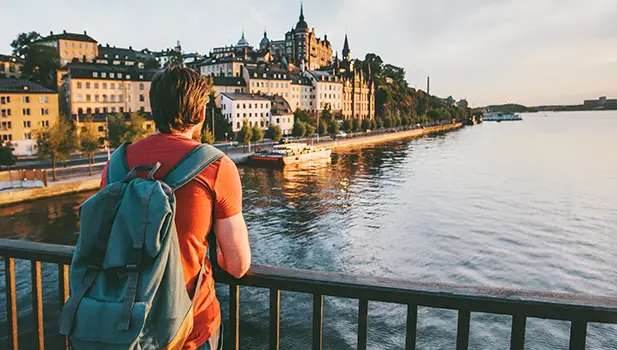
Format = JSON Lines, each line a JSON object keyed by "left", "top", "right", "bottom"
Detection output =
{"left": 361, "top": 118, "right": 370, "bottom": 131}
{"left": 342, "top": 119, "right": 352, "bottom": 131}
{"left": 236, "top": 124, "right": 253, "bottom": 145}
{"left": 318, "top": 120, "right": 328, "bottom": 135}
{"left": 375, "top": 118, "right": 384, "bottom": 129}
{"left": 370, "top": 119, "right": 377, "bottom": 130}
{"left": 265, "top": 125, "right": 283, "bottom": 142}
{"left": 304, "top": 123, "right": 315, "bottom": 137}
{"left": 251, "top": 125, "right": 264, "bottom": 142}
{"left": 383, "top": 116, "right": 392, "bottom": 128}
{"left": 352, "top": 118, "right": 361, "bottom": 132}
{"left": 292, "top": 122, "right": 306, "bottom": 137}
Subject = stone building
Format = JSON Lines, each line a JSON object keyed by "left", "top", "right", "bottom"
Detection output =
{"left": 33, "top": 30, "right": 98, "bottom": 66}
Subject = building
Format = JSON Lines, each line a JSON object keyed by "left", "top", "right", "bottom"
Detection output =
{"left": 0, "top": 78, "right": 58, "bottom": 156}
{"left": 264, "top": 4, "right": 332, "bottom": 70}
{"left": 243, "top": 65, "right": 293, "bottom": 101}
{"left": 211, "top": 32, "right": 254, "bottom": 61}
{"left": 269, "top": 94, "right": 294, "bottom": 135}
{"left": 584, "top": 96, "right": 617, "bottom": 108}
{"left": 199, "top": 56, "right": 245, "bottom": 77}
{"left": 216, "top": 92, "right": 272, "bottom": 133}
{"left": 0, "top": 55, "right": 24, "bottom": 78}
{"left": 211, "top": 76, "right": 247, "bottom": 95}
{"left": 303, "top": 70, "right": 343, "bottom": 113}
{"left": 59, "top": 62, "right": 158, "bottom": 118}
{"left": 96, "top": 44, "right": 158, "bottom": 68}
{"left": 33, "top": 30, "right": 98, "bottom": 66}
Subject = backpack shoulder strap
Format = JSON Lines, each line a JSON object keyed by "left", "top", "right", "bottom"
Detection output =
{"left": 163, "top": 144, "right": 224, "bottom": 191}
{"left": 106, "top": 143, "right": 131, "bottom": 184}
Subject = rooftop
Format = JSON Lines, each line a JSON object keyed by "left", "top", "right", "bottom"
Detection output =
{"left": 221, "top": 92, "right": 271, "bottom": 101}
{"left": 63, "top": 62, "right": 159, "bottom": 81}
{"left": 212, "top": 76, "right": 246, "bottom": 87}
{"left": 37, "top": 30, "right": 97, "bottom": 44}
{"left": 0, "top": 78, "right": 56, "bottom": 94}
{"left": 0, "top": 54, "right": 25, "bottom": 64}
{"left": 98, "top": 45, "right": 156, "bottom": 61}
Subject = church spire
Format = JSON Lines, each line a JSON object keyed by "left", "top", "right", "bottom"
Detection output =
{"left": 300, "top": 2, "right": 304, "bottom": 21}
{"left": 342, "top": 34, "right": 351, "bottom": 61}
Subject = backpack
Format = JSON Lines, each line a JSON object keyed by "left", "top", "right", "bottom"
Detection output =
{"left": 59, "top": 142, "right": 224, "bottom": 349}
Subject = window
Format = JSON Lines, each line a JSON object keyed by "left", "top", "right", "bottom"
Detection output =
{"left": 0, "top": 109, "right": 9, "bottom": 117}
{"left": 111, "top": 95, "right": 116, "bottom": 102}
{"left": 77, "top": 82, "right": 82, "bottom": 89}
{"left": 41, "top": 120, "right": 49, "bottom": 128}
{"left": 277, "top": 118, "right": 280, "bottom": 124}
{"left": 1, "top": 121, "right": 11, "bottom": 129}
{"left": 118, "top": 73, "right": 123, "bottom": 79}
{"left": 139, "top": 95, "right": 145, "bottom": 102}
{"left": 101, "top": 72, "right": 107, "bottom": 78}
{"left": 119, "top": 95, "right": 124, "bottom": 102}
{"left": 22, "top": 108, "right": 30, "bottom": 116}
{"left": 41, "top": 108, "right": 49, "bottom": 115}
{"left": 110, "top": 73, "right": 115, "bottom": 78}
{"left": 0, "top": 96, "right": 9, "bottom": 104}
{"left": 85, "top": 82, "right": 91, "bottom": 89}
{"left": 93, "top": 72, "right": 98, "bottom": 78}
{"left": 22, "top": 96, "right": 30, "bottom": 103}
{"left": 118, "top": 82, "right": 123, "bottom": 89}
{"left": 102, "top": 83, "right": 107, "bottom": 89}
{"left": 94, "top": 82, "right": 99, "bottom": 89}
{"left": 86, "top": 94, "right": 91, "bottom": 102}
{"left": 94, "top": 108, "right": 100, "bottom": 113}
{"left": 76, "top": 94, "right": 83, "bottom": 102}
{"left": 139, "top": 83, "right": 144, "bottom": 90}
{"left": 95, "top": 95, "right": 100, "bottom": 102}
{"left": 23, "top": 121, "right": 31, "bottom": 128}
{"left": 110, "top": 83, "right": 115, "bottom": 89}
{"left": 98, "top": 126, "right": 104, "bottom": 132}
{"left": 111, "top": 107, "right": 116, "bottom": 112}
{"left": 103, "top": 95, "right": 108, "bottom": 102}
{"left": 139, "top": 75, "right": 144, "bottom": 80}
{"left": 237, "top": 122, "right": 240, "bottom": 129}
{"left": 1, "top": 134, "right": 12, "bottom": 141}
{"left": 86, "top": 108, "right": 92, "bottom": 114}
{"left": 103, "top": 107, "right": 108, "bottom": 113}
{"left": 120, "top": 107, "right": 124, "bottom": 113}
{"left": 24, "top": 133, "right": 32, "bottom": 140}
{"left": 126, "top": 75, "right": 131, "bottom": 80}
{"left": 140, "top": 107, "right": 145, "bottom": 112}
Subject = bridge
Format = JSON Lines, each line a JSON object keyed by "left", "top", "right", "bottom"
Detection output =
{"left": 2, "top": 238, "right": 617, "bottom": 349}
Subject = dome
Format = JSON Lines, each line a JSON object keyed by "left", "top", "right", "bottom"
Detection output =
{"left": 237, "top": 31, "right": 249, "bottom": 47}
{"left": 260, "top": 31, "right": 270, "bottom": 47}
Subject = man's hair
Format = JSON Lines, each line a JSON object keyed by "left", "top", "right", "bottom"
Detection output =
{"left": 149, "top": 66, "right": 210, "bottom": 133}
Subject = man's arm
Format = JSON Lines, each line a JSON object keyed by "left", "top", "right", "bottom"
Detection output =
{"left": 211, "top": 156, "right": 251, "bottom": 279}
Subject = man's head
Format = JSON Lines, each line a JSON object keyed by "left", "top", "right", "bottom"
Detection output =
{"left": 150, "top": 66, "right": 210, "bottom": 138}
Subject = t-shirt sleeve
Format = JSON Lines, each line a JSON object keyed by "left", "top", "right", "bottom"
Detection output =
{"left": 213, "top": 156, "right": 243, "bottom": 219}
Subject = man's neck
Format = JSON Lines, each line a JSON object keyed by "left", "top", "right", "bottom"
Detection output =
{"left": 154, "top": 128, "right": 194, "bottom": 139}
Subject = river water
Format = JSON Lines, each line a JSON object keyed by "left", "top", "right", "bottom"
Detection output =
{"left": 1, "top": 111, "right": 617, "bottom": 349}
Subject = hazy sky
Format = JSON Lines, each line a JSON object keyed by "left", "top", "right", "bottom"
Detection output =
{"left": 1, "top": 0, "right": 616, "bottom": 106}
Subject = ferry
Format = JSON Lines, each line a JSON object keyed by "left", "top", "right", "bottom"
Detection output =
{"left": 483, "top": 113, "right": 523, "bottom": 122}
{"left": 250, "top": 143, "right": 332, "bottom": 166}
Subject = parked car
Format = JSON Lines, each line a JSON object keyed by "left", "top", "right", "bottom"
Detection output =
{"left": 279, "top": 137, "right": 293, "bottom": 144}
{"left": 337, "top": 131, "right": 347, "bottom": 138}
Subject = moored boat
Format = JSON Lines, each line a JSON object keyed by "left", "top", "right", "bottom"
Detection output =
{"left": 250, "top": 143, "right": 332, "bottom": 166}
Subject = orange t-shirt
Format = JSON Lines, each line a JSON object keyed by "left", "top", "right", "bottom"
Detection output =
{"left": 100, "top": 133, "right": 243, "bottom": 349}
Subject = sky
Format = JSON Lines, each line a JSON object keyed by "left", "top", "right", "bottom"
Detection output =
{"left": 1, "top": 0, "right": 616, "bottom": 107}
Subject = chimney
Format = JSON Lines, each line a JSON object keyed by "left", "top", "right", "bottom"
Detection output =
{"left": 63, "top": 29, "right": 67, "bottom": 34}
{"left": 50, "top": 31, "right": 53, "bottom": 36}
{"left": 84, "top": 30, "right": 87, "bottom": 35}
{"left": 129, "top": 46, "right": 132, "bottom": 50}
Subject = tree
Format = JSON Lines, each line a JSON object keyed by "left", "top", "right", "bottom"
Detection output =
{"left": 342, "top": 119, "right": 352, "bottom": 131}
{"left": 265, "top": 125, "right": 283, "bottom": 142}
{"left": 10, "top": 31, "right": 42, "bottom": 58}
{"left": 383, "top": 116, "right": 393, "bottom": 128}
{"left": 144, "top": 58, "right": 160, "bottom": 69}
{"left": 352, "top": 118, "right": 362, "bottom": 132}
{"left": 361, "top": 118, "right": 371, "bottom": 131}
{"left": 165, "top": 41, "right": 184, "bottom": 68}
{"left": 328, "top": 120, "right": 340, "bottom": 135}
{"left": 22, "top": 45, "right": 59, "bottom": 90}
{"left": 108, "top": 112, "right": 149, "bottom": 148}
{"left": 370, "top": 119, "right": 377, "bottom": 130}
{"left": 292, "top": 122, "right": 306, "bottom": 137}
{"left": 205, "top": 93, "right": 233, "bottom": 141}
{"left": 36, "top": 119, "right": 78, "bottom": 181}
{"left": 320, "top": 105, "right": 333, "bottom": 124}
{"left": 294, "top": 108, "right": 310, "bottom": 124}
{"left": 251, "top": 125, "right": 264, "bottom": 143}
{"left": 304, "top": 123, "right": 315, "bottom": 137}
{"left": 201, "top": 125, "right": 214, "bottom": 144}
{"left": 236, "top": 124, "right": 253, "bottom": 145}
{"left": 79, "top": 123, "right": 99, "bottom": 176}
{"left": 318, "top": 120, "right": 328, "bottom": 135}
{"left": 375, "top": 118, "right": 384, "bottom": 129}
{"left": 0, "top": 143, "right": 16, "bottom": 170}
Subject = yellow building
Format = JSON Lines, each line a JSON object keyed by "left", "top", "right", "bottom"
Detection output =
{"left": 0, "top": 78, "right": 59, "bottom": 156}
{"left": 0, "top": 55, "right": 24, "bottom": 78}
{"left": 34, "top": 30, "right": 98, "bottom": 66}
{"left": 59, "top": 62, "right": 158, "bottom": 117}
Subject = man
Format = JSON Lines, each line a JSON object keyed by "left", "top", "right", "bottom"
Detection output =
{"left": 100, "top": 66, "right": 251, "bottom": 350}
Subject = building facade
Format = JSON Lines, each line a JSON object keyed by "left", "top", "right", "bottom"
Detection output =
{"left": 200, "top": 56, "right": 245, "bottom": 77}
{"left": 303, "top": 70, "right": 343, "bottom": 113}
{"left": 211, "top": 76, "right": 247, "bottom": 95}
{"left": 0, "top": 55, "right": 24, "bottom": 78}
{"left": 59, "top": 62, "right": 157, "bottom": 118}
{"left": 34, "top": 30, "right": 98, "bottom": 66}
{"left": 217, "top": 93, "right": 272, "bottom": 132}
{"left": 0, "top": 79, "right": 58, "bottom": 156}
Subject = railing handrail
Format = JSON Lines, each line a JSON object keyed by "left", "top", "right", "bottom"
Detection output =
{"left": 3, "top": 238, "right": 617, "bottom": 324}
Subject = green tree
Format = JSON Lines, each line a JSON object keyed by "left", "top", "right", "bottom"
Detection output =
{"left": 294, "top": 108, "right": 311, "bottom": 124}
{"left": 36, "top": 119, "right": 78, "bottom": 181}
{"left": 394, "top": 115, "right": 402, "bottom": 127}
{"left": 304, "top": 123, "right": 315, "bottom": 137}
{"left": 352, "top": 118, "right": 362, "bottom": 132}
{"left": 383, "top": 116, "right": 393, "bottom": 128}
{"left": 108, "top": 112, "right": 148, "bottom": 148}
{"left": 370, "top": 119, "right": 377, "bottom": 130}
{"left": 265, "top": 125, "right": 283, "bottom": 142}
{"left": 361, "top": 118, "right": 370, "bottom": 131}
{"left": 22, "top": 45, "right": 59, "bottom": 90}
{"left": 201, "top": 125, "right": 215, "bottom": 145}
{"left": 292, "top": 122, "right": 306, "bottom": 137}
{"left": 320, "top": 105, "right": 333, "bottom": 124}
{"left": 375, "top": 118, "right": 384, "bottom": 129}
{"left": 236, "top": 124, "right": 253, "bottom": 145}
{"left": 79, "top": 123, "right": 100, "bottom": 176}
{"left": 0, "top": 143, "right": 16, "bottom": 170}
{"left": 251, "top": 125, "right": 264, "bottom": 143}
{"left": 342, "top": 119, "right": 352, "bottom": 131}
{"left": 328, "top": 120, "right": 340, "bottom": 135}
{"left": 318, "top": 119, "right": 328, "bottom": 135}
{"left": 10, "top": 31, "right": 42, "bottom": 58}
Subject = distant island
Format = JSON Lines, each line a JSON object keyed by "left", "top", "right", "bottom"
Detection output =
{"left": 483, "top": 96, "right": 617, "bottom": 113}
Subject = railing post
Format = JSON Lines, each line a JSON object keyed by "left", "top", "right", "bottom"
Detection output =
{"left": 510, "top": 314, "right": 526, "bottom": 350}
{"left": 456, "top": 309, "right": 470, "bottom": 350}
{"left": 31, "top": 260, "right": 45, "bottom": 350}
{"left": 58, "top": 264, "right": 70, "bottom": 350}
{"left": 269, "top": 289, "right": 280, "bottom": 350}
{"left": 229, "top": 283, "right": 240, "bottom": 350}
{"left": 357, "top": 299, "right": 368, "bottom": 350}
{"left": 405, "top": 304, "right": 417, "bottom": 350}
{"left": 4, "top": 257, "right": 18, "bottom": 350}
{"left": 312, "top": 294, "right": 324, "bottom": 350}
{"left": 569, "top": 320, "right": 587, "bottom": 350}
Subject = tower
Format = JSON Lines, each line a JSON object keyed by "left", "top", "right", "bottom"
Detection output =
{"left": 342, "top": 34, "right": 351, "bottom": 61}
{"left": 294, "top": 2, "right": 310, "bottom": 66}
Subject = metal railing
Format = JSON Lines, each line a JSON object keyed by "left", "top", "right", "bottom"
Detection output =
{"left": 2, "top": 238, "right": 617, "bottom": 350}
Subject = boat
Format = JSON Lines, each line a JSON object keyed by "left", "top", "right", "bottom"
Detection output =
{"left": 250, "top": 143, "right": 332, "bottom": 166}
{"left": 483, "top": 113, "right": 522, "bottom": 122}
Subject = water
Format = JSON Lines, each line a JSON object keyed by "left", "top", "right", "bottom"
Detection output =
{"left": 1, "top": 111, "right": 617, "bottom": 349}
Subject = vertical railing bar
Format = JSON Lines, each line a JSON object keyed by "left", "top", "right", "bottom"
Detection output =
{"left": 357, "top": 299, "right": 368, "bottom": 350}
{"left": 569, "top": 320, "right": 587, "bottom": 350}
{"left": 5, "top": 257, "right": 19, "bottom": 350}
{"left": 312, "top": 294, "right": 324, "bottom": 350}
{"left": 269, "top": 289, "right": 280, "bottom": 350}
{"left": 510, "top": 314, "right": 526, "bottom": 350}
{"left": 229, "top": 283, "right": 240, "bottom": 350}
{"left": 456, "top": 309, "right": 470, "bottom": 350}
{"left": 58, "top": 264, "right": 70, "bottom": 350}
{"left": 31, "top": 260, "right": 44, "bottom": 350}
{"left": 405, "top": 304, "right": 417, "bottom": 350}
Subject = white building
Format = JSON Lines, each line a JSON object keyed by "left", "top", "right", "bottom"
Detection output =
{"left": 200, "top": 56, "right": 245, "bottom": 77}
{"left": 217, "top": 93, "right": 272, "bottom": 132}
{"left": 303, "top": 70, "right": 343, "bottom": 113}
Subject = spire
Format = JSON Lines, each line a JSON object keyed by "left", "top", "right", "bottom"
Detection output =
{"left": 342, "top": 34, "right": 351, "bottom": 61}
{"left": 300, "top": 2, "right": 304, "bottom": 21}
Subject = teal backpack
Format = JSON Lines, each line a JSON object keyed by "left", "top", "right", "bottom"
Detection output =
{"left": 59, "top": 142, "right": 224, "bottom": 349}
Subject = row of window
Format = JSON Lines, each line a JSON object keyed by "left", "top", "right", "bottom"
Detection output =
{"left": 235, "top": 112, "right": 270, "bottom": 118}
{"left": 0, "top": 64, "right": 22, "bottom": 73}
{"left": 251, "top": 81, "right": 290, "bottom": 89}
{"left": 63, "top": 41, "right": 96, "bottom": 50}
{"left": 76, "top": 81, "right": 144, "bottom": 90}
{"left": 74, "top": 94, "right": 145, "bottom": 103}
{"left": 91, "top": 72, "right": 145, "bottom": 80}
{"left": 76, "top": 106, "right": 146, "bottom": 114}
{"left": 0, "top": 120, "right": 50, "bottom": 129}
{"left": 0, "top": 96, "right": 49, "bottom": 104}
{"left": 227, "top": 103, "right": 271, "bottom": 110}
{"left": 1, "top": 108, "right": 49, "bottom": 117}
{"left": 62, "top": 51, "right": 96, "bottom": 59}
